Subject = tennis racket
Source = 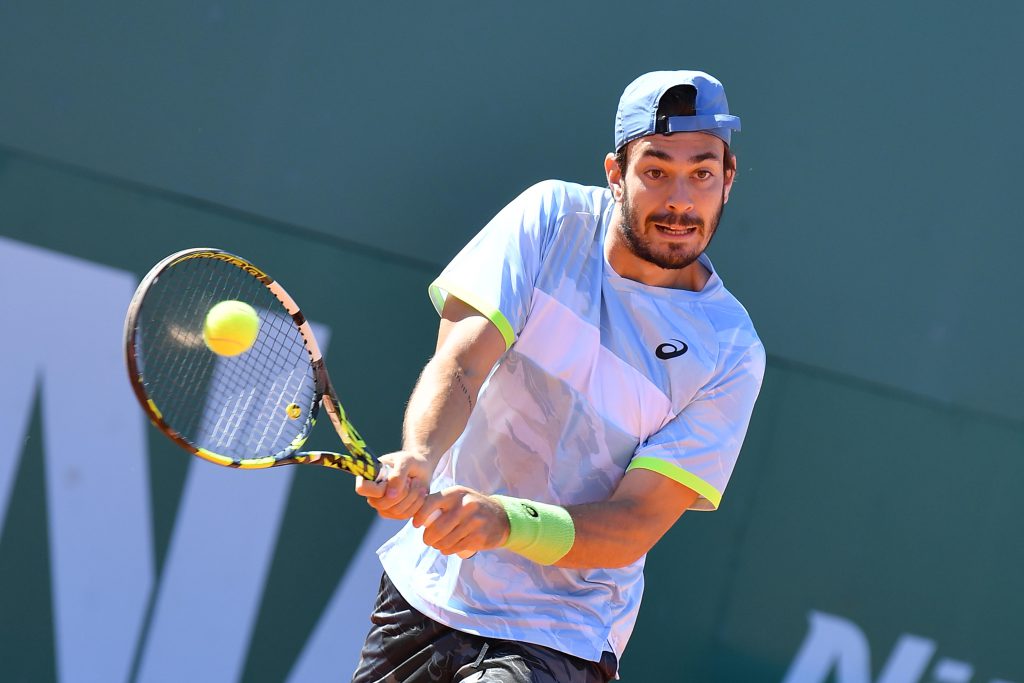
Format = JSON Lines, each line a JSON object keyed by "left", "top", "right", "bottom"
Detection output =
{"left": 124, "top": 247, "right": 384, "bottom": 481}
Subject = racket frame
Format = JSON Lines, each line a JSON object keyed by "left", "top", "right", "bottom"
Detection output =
{"left": 124, "top": 247, "right": 381, "bottom": 480}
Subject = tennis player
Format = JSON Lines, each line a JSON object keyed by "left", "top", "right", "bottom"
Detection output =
{"left": 352, "top": 70, "right": 765, "bottom": 682}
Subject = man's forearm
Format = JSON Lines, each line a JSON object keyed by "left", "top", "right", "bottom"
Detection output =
{"left": 402, "top": 353, "right": 484, "bottom": 469}
{"left": 555, "top": 471, "right": 699, "bottom": 568}
{"left": 476, "top": 469, "right": 700, "bottom": 569}
{"left": 554, "top": 499, "right": 660, "bottom": 569}
{"left": 414, "top": 466, "right": 701, "bottom": 564}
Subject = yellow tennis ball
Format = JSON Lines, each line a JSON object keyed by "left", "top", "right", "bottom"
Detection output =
{"left": 203, "top": 300, "right": 260, "bottom": 356}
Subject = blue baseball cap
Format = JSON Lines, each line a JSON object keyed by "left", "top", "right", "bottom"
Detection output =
{"left": 614, "top": 70, "right": 741, "bottom": 151}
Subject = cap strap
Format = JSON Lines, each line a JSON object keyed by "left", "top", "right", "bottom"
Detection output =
{"left": 666, "top": 114, "right": 741, "bottom": 133}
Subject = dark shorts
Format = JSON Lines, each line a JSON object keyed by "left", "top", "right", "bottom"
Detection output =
{"left": 351, "top": 573, "right": 617, "bottom": 683}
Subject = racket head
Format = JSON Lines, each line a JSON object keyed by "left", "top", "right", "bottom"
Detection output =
{"left": 125, "top": 248, "right": 326, "bottom": 469}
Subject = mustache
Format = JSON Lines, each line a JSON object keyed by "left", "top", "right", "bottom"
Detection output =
{"left": 648, "top": 212, "right": 704, "bottom": 229}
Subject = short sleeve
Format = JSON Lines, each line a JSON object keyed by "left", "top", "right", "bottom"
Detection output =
{"left": 428, "top": 181, "right": 564, "bottom": 350}
{"left": 627, "top": 342, "right": 766, "bottom": 510}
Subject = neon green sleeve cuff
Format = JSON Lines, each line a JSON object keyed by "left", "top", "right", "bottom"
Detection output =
{"left": 428, "top": 278, "right": 516, "bottom": 350}
{"left": 626, "top": 457, "right": 723, "bottom": 509}
{"left": 493, "top": 495, "right": 575, "bottom": 565}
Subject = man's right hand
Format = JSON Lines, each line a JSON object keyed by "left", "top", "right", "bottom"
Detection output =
{"left": 354, "top": 450, "right": 433, "bottom": 520}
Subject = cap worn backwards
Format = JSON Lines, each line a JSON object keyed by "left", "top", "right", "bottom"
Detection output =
{"left": 614, "top": 70, "right": 741, "bottom": 151}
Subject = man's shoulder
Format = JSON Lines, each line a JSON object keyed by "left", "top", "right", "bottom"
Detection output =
{"left": 692, "top": 263, "right": 764, "bottom": 361}
{"left": 702, "top": 284, "right": 765, "bottom": 369}
{"left": 518, "top": 179, "right": 611, "bottom": 217}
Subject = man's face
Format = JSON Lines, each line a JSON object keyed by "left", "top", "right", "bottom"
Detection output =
{"left": 609, "top": 133, "right": 734, "bottom": 271}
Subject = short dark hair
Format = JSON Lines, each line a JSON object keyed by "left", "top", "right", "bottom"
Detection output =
{"left": 615, "top": 84, "right": 735, "bottom": 175}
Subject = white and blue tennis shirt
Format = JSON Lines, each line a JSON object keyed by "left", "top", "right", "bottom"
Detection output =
{"left": 378, "top": 179, "right": 765, "bottom": 664}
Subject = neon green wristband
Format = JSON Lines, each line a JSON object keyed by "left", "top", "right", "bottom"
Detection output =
{"left": 493, "top": 495, "right": 575, "bottom": 565}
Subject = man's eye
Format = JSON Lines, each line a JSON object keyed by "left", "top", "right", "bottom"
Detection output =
{"left": 695, "top": 169, "right": 714, "bottom": 180}
{"left": 645, "top": 169, "right": 665, "bottom": 179}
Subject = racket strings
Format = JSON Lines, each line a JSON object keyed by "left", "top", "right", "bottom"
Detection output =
{"left": 143, "top": 258, "right": 218, "bottom": 440}
{"left": 162, "top": 260, "right": 245, "bottom": 438}
{"left": 135, "top": 255, "right": 317, "bottom": 460}
{"left": 239, "top": 309, "right": 313, "bottom": 453}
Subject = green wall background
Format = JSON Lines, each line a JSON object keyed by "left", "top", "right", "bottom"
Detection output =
{"left": 1, "top": 2, "right": 1021, "bottom": 681}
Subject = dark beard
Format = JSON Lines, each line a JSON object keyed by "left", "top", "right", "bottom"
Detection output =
{"left": 618, "top": 186, "right": 725, "bottom": 270}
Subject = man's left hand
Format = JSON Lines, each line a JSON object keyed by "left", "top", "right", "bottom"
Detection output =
{"left": 412, "top": 486, "right": 510, "bottom": 556}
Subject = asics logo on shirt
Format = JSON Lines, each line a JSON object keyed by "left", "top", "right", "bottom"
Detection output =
{"left": 655, "top": 339, "right": 689, "bottom": 360}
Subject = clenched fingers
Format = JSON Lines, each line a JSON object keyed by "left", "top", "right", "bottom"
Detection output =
{"left": 413, "top": 487, "right": 510, "bottom": 555}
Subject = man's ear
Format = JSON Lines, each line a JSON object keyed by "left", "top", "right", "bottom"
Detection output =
{"left": 604, "top": 152, "right": 624, "bottom": 202}
{"left": 723, "top": 152, "right": 737, "bottom": 204}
